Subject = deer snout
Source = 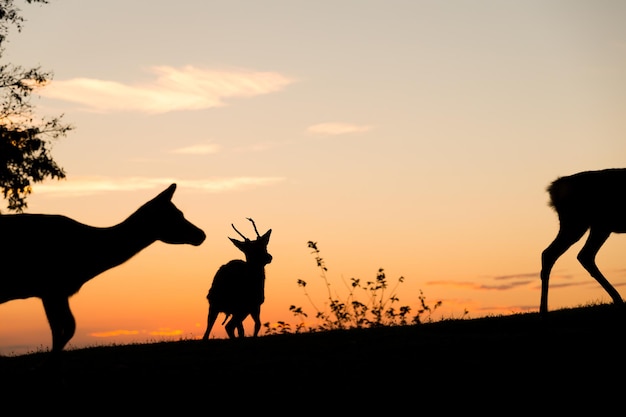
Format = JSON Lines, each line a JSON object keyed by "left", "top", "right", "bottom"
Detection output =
{"left": 192, "top": 229, "right": 207, "bottom": 246}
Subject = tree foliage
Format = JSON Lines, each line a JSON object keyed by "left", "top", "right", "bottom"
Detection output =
{"left": 0, "top": 0, "right": 72, "bottom": 212}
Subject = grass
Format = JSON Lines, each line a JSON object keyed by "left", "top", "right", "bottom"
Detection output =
{"left": 1, "top": 302, "right": 624, "bottom": 412}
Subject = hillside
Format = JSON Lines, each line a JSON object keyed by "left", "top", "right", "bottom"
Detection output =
{"left": 1, "top": 303, "right": 624, "bottom": 412}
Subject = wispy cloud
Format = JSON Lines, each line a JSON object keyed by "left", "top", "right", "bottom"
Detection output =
{"left": 428, "top": 272, "right": 548, "bottom": 291}
{"left": 40, "top": 65, "right": 295, "bottom": 114}
{"left": 427, "top": 279, "right": 534, "bottom": 291}
{"left": 33, "top": 176, "right": 286, "bottom": 197}
{"left": 148, "top": 328, "right": 183, "bottom": 337}
{"left": 428, "top": 271, "right": 541, "bottom": 291}
{"left": 171, "top": 139, "right": 290, "bottom": 155}
{"left": 90, "top": 328, "right": 183, "bottom": 338}
{"left": 472, "top": 305, "right": 538, "bottom": 314}
{"left": 185, "top": 177, "right": 286, "bottom": 192}
{"left": 307, "top": 122, "right": 373, "bottom": 135}
{"left": 428, "top": 270, "right": 626, "bottom": 293}
{"left": 493, "top": 272, "right": 539, "bottom": 281}
{"left": 171, "top": 142, "right": 221, "bottom": 155}
{"left": 91, "top": 330, "right": 140, "bottom": 338}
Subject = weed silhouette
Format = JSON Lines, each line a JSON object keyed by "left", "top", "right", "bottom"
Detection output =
{"left": 265, "top": 241, "right": 442, "bottom": 334}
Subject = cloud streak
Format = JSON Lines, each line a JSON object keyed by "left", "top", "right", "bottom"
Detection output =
{"left": 171, "top": 142, "right": 221, "bottom": 155}
{"left": 33, "top": 176, "right": 286, "bottom": 197}
{"left": 90, "top": 328, "right": 183, "bottom": 338}
{"left": 427, "top": 279, "right": 534, "bottom": 291}
{"left": 149, "top": 328, "right": 183, "bottom": 337}
{"left": 41, "top": 66, "right": 295, "bottom": 113}
{"left": 493, "top": 272, "right": 539, "bottom": 281}
{"left": 428, "top": 270, "right": 626, "bottom": 292}
{"left": 428, "top": 271, "right": 543, "bottom": 291}
{"left": 91, "top": 330, "right": 140, "bottom": 338}
{"left": 307, "top": 122, "right": 373, "bottom": 135}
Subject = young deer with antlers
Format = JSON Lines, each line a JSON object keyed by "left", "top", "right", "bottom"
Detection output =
{"left": 0, "top": 184, "right": 206, "bottom": 353}
{"left": 540, "top": 168, "right": 626, "bottom": 314}
{"left": 202, "top": 218, "right": 272, "bottom": 339}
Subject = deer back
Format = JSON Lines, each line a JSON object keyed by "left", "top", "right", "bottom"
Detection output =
{"left": 548, "top": 168, "right": 626, "bottom": 229}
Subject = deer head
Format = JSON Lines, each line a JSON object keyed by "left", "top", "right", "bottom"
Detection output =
{"left": 230, "top": 218, "right": 272, "bottom": 266}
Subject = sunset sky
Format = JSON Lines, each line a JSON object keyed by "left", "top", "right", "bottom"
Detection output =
{"left": 1, "top": 0, "right": 626, "bottom": 355}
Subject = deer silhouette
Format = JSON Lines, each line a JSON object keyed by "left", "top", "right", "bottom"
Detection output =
{"left": 202, "top": 218, "right": 272, "bottom": 339}
{"left": 540, "top": 168, "right": 626, "bottom": 314}
{"left": 0, "top": 183, "right": 206, "bottom": 353}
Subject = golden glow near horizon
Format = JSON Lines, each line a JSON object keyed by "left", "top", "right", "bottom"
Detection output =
{"left": 2, "top": 1, "right": 626, "bottom": 355}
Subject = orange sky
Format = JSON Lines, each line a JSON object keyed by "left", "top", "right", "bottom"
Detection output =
{"left": 2, "top": 0, "right": 626, "bottom": 355}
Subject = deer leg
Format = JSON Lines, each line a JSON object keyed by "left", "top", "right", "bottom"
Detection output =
{"left": 225, "top": 313, "right": 247, "bottom": 338}
{"left": 250, "top": 305, "right": 261, "bottom": 337}
{"left": 540, "top": 222, "right": 588, "bottom": 314}
{"left": 235, "top": 320, "right": 245, "bottom": 338}
{"left": 42, "top": 296, "right": 75, "bottom": 353}
{"left": 202, "top": 306, "right": 220, "bottom": 340}
{"left": 577, "top": 228, "right": 624, "bottom": 305}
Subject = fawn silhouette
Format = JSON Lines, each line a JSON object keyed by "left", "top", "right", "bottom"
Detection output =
{"left": 540, "top": 168, "right": 626, "bottom": 314}
{"left": 0, "top": 183, "right": 206, "bottom": 353}
{"left": 202, "top": 218, "right": 272, "bottom": 339}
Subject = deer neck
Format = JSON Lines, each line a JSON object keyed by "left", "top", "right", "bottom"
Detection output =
{"left": 96, "top": 216, "right": 158, "bottom": 268}
{"left": 246, "top": 262, "right": 267, "bottom": 282}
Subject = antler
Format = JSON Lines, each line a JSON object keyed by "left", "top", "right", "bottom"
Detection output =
{"left": 232, "top": 218, "right": 261, "bottom": 240}
{"left": 231, "top": 223, "right": 249, "bottom": 241}
{"left": 247, "top": 217, "right": 261, "bottom": 238}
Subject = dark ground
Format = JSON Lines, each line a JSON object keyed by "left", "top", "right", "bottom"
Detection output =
{"left": 1, "top": 303, "right": 624, "bottom": 412}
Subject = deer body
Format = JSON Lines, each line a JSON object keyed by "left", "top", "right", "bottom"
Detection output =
{"left": 202, "top": 219, "right": 272, "bottom": 339}
{"left": 540, "top": 168, "right": 626, "bottom": 314}
{"left": 0, "top": 183, "right": 206, "bottom": 352}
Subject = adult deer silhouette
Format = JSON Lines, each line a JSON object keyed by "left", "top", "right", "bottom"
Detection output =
{"left": 0, "top": 183, "right": 206, "bottom": 353}
{"left": 202, "top": 218, "right": 272, "bottom": 339}
{"left": 540, "top": 168, "right": 626, "bottom": 314}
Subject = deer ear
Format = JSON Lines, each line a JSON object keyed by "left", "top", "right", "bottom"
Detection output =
{"left": 261, "top": 229, "right": 272, "bottom": 241}
{"left": 157, "top": 184, "right": 177, "bottom": 201}
{"left": 229, "top": 237, "right": 245, "bottom": 250}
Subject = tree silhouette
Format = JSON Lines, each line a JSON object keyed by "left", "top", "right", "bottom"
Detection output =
{"left": 0, "top": 0, "right": 73, "bottom": 212}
